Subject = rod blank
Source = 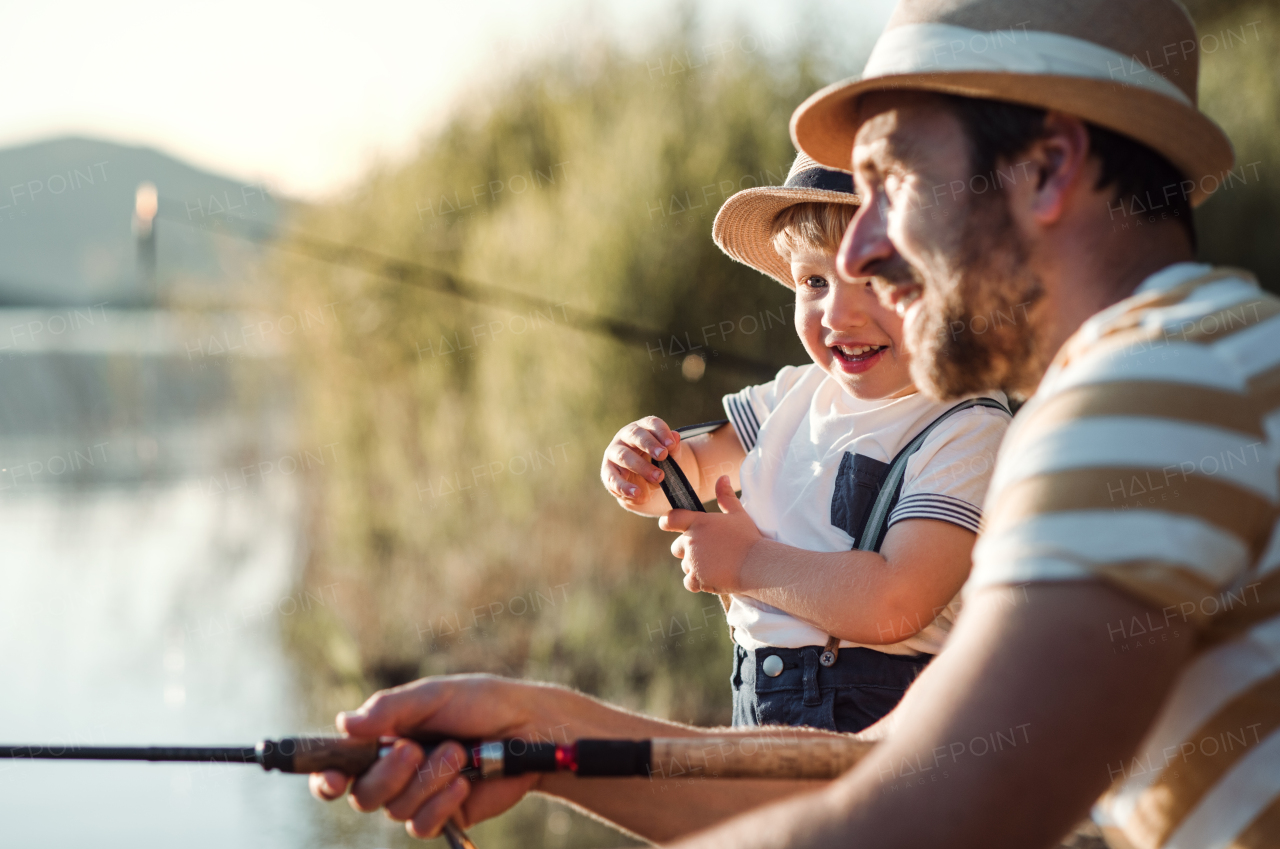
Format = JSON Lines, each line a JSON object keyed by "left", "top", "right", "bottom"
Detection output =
{"left": 0, "top": 738, "right": 382, "bottom": 775}
{"left": 0, "top": 745, "right": 257, "bottom": 763}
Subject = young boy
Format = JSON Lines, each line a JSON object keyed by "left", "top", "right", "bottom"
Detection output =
{"left": 600, "top": 153, "right": 1011, "bottom": 733}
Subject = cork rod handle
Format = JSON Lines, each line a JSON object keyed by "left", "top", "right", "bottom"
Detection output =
{"left": 648, "top": 735, "right": 872, "bottom": 780}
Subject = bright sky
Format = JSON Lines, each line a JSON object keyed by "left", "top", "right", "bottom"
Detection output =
{"left": 1, "top": 0, "right": 893, "bottom": 200}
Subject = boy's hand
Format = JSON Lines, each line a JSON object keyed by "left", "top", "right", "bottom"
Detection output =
{"left": 601, "top": 416, "right": 681, "bottom": 512}
{"left": 660, "top": 476, "right": 762, "bottom": 594}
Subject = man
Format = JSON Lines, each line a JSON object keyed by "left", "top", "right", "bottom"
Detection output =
{"left": 311, "top": 1, "right": 1280, "bottom": 847}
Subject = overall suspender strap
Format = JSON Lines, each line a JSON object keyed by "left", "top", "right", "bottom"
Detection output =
{"left": 855, "top": 397, "right": 1009, "bottom": 554}
{"left": 819, "top": 397, "right": 1010, "bottom": 667}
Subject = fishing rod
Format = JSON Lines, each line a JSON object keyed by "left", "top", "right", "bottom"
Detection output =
{"left": 0, "top": 735, "right": 482, "bottom": 849}
{"left": 1, "top": 732, "right": 870, "bottom": 844}
{"left": 0, "top": 731, "right": 869, "bottom": 780}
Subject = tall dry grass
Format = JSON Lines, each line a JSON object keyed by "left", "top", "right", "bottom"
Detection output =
{"left": 275, "top": 26, "right": 824, "bottom": 738}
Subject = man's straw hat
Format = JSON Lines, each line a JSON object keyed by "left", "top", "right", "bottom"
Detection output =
{"left": 712, "top": 152, "right": 860, "bottom": 288}
{"left": 791, "top": 0, "right": 1234, "bottom": 206}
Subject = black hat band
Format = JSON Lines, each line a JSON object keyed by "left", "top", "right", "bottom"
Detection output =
{"left": 783, "top": 167, "right": 855, "bottom": 195}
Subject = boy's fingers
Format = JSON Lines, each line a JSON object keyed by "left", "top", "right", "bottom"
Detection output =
{"left": 671, "top": 534, "right": 689, "bottom": 560}
{"left": 609, "top": 444, "right": 663, "bottom": 482}
{"left": 604, "top": 462, "right": 648, "bottom": 500}
{"left": 641, "top": 416, "right": 677, "bottom": 449}
{"left": 675, "top": 550, "right": 716, "bottom": 591}
{"left": 714, "top": 476, "right": 746, "bottom": 514}
{"left": 658, "top": 509, "right": 696, "bottom": 533}
{"left": 625, "top": 423, "right": 669, "bottom": 461}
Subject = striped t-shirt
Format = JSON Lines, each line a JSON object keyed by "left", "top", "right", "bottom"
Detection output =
{"left": 966, "top": 263, "right": 1280, "bottom": 849}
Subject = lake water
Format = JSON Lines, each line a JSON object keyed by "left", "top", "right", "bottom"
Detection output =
{"left": 0, "top": 309, "right": 632, "bottom": 849}
{"left": 0, "top": 308, "right": 343, "bottom": 848}
{"left": 0, "top": 477, "right": 332, "bottom": 848}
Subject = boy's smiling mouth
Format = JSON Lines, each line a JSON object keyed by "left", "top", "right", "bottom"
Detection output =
{"left": 831, "top": 344, "right": 888, "bottom": 374}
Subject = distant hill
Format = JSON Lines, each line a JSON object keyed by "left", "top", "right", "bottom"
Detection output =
{"left": 0, "top": 137, "right": 286, "bottom": 306}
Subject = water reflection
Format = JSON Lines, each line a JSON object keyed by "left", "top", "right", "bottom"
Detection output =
{"left": 0, "top": 307, "right": 328, "bottom": 848}
{"left": 0, "top": 477, "right": 328, "bottom": 847}
{"left": 0, "top": 308, "right": 635, "bottom": 849}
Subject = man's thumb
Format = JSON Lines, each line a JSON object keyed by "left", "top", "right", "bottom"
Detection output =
{"left": 715, "top": 475, "right": 745, "bottom": 514}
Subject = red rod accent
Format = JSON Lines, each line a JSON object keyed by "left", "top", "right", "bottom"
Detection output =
{"left": 555, "top": 743, "right": 577, "bottom": 772}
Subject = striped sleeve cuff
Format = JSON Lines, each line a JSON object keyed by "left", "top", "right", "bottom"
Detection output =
{"left": 723, "top": 390, "right": 763, "bottom": 453}
{"left": 888, "top": 493, "right": 983, "bottom": 534}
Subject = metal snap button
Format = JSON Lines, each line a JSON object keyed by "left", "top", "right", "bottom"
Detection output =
{"left": 819, "top": 650, "right": 836, "bottom": 667}
{"left": 762, "top": 654, "right": 784, "bottom": 677}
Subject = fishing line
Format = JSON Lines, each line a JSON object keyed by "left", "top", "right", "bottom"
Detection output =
{"left": 156, "top": 209, "right": 781, "bottom": 379}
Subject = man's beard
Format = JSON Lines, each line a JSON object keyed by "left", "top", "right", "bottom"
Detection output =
{"left": 896, "top": 193, "right": 1046, "bottom": 402}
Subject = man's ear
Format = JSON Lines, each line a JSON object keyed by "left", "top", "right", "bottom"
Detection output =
{"left": 1008, "top": 112, "right": 1095, "bottom": 229}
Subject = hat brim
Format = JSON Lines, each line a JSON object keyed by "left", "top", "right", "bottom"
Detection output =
{"left": 791, "top": 72, "right": 1235, "bottom": 207}
{"left": 712, "top": 187, "right": 861, "bottom": 288}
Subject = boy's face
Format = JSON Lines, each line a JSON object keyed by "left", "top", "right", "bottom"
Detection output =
{"left": 789, "top": 245, "right": 916, "bottom": 401}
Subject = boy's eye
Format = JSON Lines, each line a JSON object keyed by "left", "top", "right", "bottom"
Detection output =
{"left": 803, "top": 276, "right": 828, "bottom": 290}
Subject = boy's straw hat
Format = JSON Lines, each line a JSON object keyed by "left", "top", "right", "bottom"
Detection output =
{"left": 712, "top": 152, "right": 860, "bottom": 289}
{"left": 791, "top": 0, "right": 1234, "bottom": 206}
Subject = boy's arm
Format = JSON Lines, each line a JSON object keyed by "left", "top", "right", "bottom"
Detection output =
{"left": 667, "top": 490, "right": 972, "bottom": 644}
{"left": 734, "top": 518, "right": 973, "bottom": 643}
{"left": 692, "top": 408, "right": 1003, "bottom": 641}
{"left": 682, "top": 423, "right": 746, "bottom": 501}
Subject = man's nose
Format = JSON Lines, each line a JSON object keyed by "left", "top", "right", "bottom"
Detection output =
{"left": 838, "top": 197, "right": 894, "bottom": 282}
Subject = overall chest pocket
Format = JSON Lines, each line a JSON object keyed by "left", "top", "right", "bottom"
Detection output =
{"left": 830, "top": 453, "right": 891, "bottom": 547}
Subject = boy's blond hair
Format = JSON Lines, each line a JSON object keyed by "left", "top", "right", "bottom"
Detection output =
{"left": 770, "top": 202, "right": 857, "bottom": 260}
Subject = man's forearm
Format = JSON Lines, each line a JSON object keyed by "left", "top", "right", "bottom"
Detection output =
{"left": 667, "top": 583, "right": 1192, "bottom": 849}
{"left": 320, "top": 675, "right": 854, "bottom": 841}
{"left": 537, "top": 775, "right": 829, "bottom": 843}
{"left": 534, "top": 697, "right": 851, "bottom": 843}
{"left": 523, "top": 683, "right": 854, "bottom": 841}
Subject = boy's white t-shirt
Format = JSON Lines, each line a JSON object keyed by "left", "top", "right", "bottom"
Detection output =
{"left": 721, "top": 363, "right": 1010, "bottom": 656}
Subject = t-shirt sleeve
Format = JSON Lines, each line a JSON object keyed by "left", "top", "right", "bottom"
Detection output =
{"left": 722, "top": 365, "right": 806, "bottom": 453}
{"left": 966, "top": 348, "right": 1278, "bottom": 629}
{"left": 887, "top": 405, "right": 1012, "bottom": 535}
